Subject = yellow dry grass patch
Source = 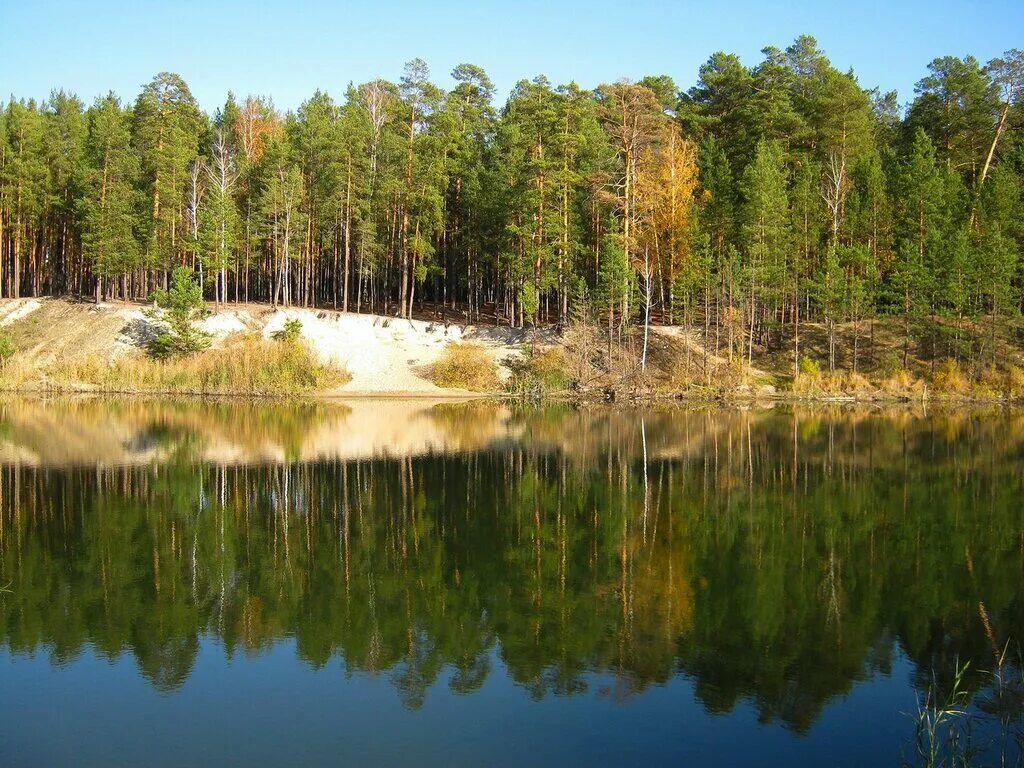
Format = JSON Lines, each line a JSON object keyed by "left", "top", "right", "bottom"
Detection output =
{"left": 0, "top": 333, "right": 347, "bottom": 396}
{"left": 428, "top": 343, "right": 500, "bottom": 392}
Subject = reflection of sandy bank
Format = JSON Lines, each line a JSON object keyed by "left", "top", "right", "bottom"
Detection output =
{"left": 298, "top": 400, "right": 515, "bottom": 461}
{"left": 2, "top": 397, "right": 1010, "bottom": 471}
{"left": 0, "top": 397, "right": 515, "bottom": 467}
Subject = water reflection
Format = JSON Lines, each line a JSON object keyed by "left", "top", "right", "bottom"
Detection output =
{"left": 0, "top": 398, "right": 1022, "bottom": 748}
{"left": 0, "top": 398, "right": 523, "bottom": 465}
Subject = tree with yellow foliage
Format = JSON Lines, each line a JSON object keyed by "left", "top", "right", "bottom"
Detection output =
{"left": 635, "top": 123, "right": 701, "bottom": 370}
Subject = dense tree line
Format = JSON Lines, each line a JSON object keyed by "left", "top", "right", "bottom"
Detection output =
{"left": 1, "top": 38, "right": 1022, "bottom": 369}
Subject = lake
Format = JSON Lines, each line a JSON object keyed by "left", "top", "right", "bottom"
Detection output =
{"left": 0, "top": 398, "right": 1022, "bottom": 766}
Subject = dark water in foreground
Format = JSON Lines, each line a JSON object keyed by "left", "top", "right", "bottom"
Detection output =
{"left": 0, "top": 398, "right": 1022, "bottom": 767}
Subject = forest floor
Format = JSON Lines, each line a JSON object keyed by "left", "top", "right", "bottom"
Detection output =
{"left": 1, "top": 297, "right": 1023, "bottom": 401}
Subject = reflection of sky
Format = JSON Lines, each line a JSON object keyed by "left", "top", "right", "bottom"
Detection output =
{"left": 0, "top": 640, "right": 913, "bottom": 767}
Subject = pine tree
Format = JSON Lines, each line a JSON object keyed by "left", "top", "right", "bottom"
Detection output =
{"left": 147, "top": 264, "right": 211, "bottom": 357}
{"left": 788, "top": 153, "right": 822, "bottom": 375}
{"left": 397, "top": 59, "right": 444, "bottom": 318}
{"left": 977, "top": 166, "right": 1022, "bottom": 366}
{"left": 891, "top": 128, "right": 943, "bottom": 367}
{"left": 595, "top": 235, "right": 630, "bottom": 366}
{"left": 2, "top": 99, "right": 48, "bottom": 298}
{"left": 81, "top": 93, "right": 141, "bottom": 300}
{"left": 133, "top": 72, "right": 203, "bottom": 284}
{"left": 293, "top": 91, "right": 343, "bottom": 308}
{"left": 741, "top": 139, "right": 790, "bottom": 363}
{"left": 809, "top": 245, "right": 845, "bottom": 371}
{"left": 43, "top": 90, "right": 86, "bottom": 295}
{"left": 906, "top": 56, "right": 999, "bottom": 184}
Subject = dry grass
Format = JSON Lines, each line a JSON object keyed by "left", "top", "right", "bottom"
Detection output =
{"left": 930, "top": 358, "right": 970, "bottom": 395}
{"left": 966, "top": 364, "right": 1024, "bottom": 401}
{"left": 428, "top": 343, "right": 501, "bottom": 391}
{"left": 543, "top": 324, "right": 757, "bottom": 396}
{"left": 509, "top": 347, "right": 573, "bottom": 394}
{"left": 1006, "top": 365, "right": 1024, "bottom": 399}
{"left": 0, "top": 333, "right": 347, "bottom": 395}
{"left": 793, "top": 369, "right": 874, "bottom": 397}
{"left": 559, "top": 324, "right": 628, "bottom": 384}
{"left": 709, "top": 358, "right": 755, "bottom": 391}
{"left": 879, "top": 368, "right": 929, "bottom": 398}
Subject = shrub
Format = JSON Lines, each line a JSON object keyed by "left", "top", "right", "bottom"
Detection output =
{"left": 974, "top": 364, "right": 1024, "bottom": 400}
{"left": 558, "top": 324, "right": 604, "bottom": 382}
{"left": 879, "top": 350, "right": 904, "bottom": 378}
{"left": 146, "top": 265, "right": 211, "bottom": 358}
{"left": 429, "top": 343, "right": 500, "bottom": 391}
{"left": 971, "top": 366, "right": 1003, "bottom": 399}
{"left": 931, "top": 358, "right": 969, "bottom": 394}
{"left": 272, "top": 317, "right": 303, "bottom": 343}
{"left": 1007, "top": 365, "right": 1024, "bottom": 399}
{"left": 798, "top": 355, "right": 821, "bottom": 377}
{"left": 0, "top": 332, "right": 14, "bottom": 367}
{"left": 510, "top": 348, "right": 572, "bottom": 394}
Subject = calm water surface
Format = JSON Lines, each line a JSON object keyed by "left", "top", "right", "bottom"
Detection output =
{"left": 0, "top": 398, "right": 1022, "bottom": 766}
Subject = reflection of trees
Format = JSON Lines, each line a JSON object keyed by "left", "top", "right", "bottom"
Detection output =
{"left": 0, "top": 406, "right": 1022, "bottom": 735}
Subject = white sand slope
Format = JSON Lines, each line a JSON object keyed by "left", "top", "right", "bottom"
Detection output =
{"left": 256, "top": 309, "right": 524, "bottom": 394}
{"left": 0, "top": 298, "right": 531, "bottom": 396}
{"left": 0, "top": 298, "right": 42, "bottom": 327}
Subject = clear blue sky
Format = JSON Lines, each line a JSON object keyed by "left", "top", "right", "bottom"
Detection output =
{"left": 2, "top": 0, "right": 1021, "bottom": 112}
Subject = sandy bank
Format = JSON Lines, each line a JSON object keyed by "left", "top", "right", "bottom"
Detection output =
{"left": 0, "top": 298, "right": 532, "bottom": 397}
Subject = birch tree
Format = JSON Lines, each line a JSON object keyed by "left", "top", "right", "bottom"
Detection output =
{"left": 200, "top": 129, "right": 239, "bottom": 306}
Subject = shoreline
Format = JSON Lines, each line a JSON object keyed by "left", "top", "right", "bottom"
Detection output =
{"left": 1, "top": 382, "right": 1020, "bottom": 408}
{"left": 2, "top": 297, "right": 1023, "bottom": 407}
